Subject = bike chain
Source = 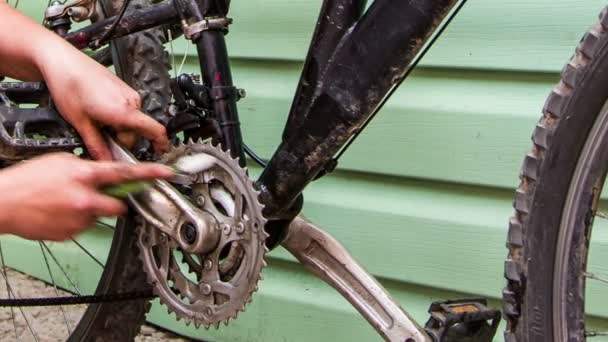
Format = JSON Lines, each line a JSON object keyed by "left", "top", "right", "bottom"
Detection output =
{"left": 0, "top": 290, "right": 155, "bottom": 307}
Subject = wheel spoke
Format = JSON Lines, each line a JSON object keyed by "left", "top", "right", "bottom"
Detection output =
{"left": 38, "top": 242, "right": 72, "bottom": 335}
{"left": 586, "top": 330, "right": 608, "bottom": 337}
{"left": 0, "top": 242, "right": 39, "bottom": 342}
{"left": 95, "top": 219, "right": 115, "bottom": 231}
{"left": 596, "top": 211, "right": 608, "bottom": 219}
{"left": 40, "top": 242, "right": 81, "bottom": 295}
{"left": 71, "top": 238, "right": 105, "bottom": 268}
{"left": 584, "top": 271, "right": 608, "bottom": 284}
{"left": 0, "top": 241, "right": 19, "bottom": 340}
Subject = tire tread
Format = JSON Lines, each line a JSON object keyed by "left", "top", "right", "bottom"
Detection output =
{"left": 503, "top": 6, "right": 608, "bottom": 339}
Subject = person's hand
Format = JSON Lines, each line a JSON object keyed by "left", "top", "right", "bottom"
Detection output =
{"left": 0, "top": 4, "right": 168, "bottom": 160}
{"left": 0, "top": 153, "right": 172, "bottom": 241}
{"left": 36, "top": 45, "right": 169, "bottom": 160}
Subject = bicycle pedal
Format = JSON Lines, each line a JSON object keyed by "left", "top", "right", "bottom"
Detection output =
{"left": 423, "top": 298, "right": 501, "bottom": 342}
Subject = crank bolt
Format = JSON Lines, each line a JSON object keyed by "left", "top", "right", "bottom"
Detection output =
{"left": 235, "top": 222, "right": 245, "bottom": 234}
{"left": 205, "top": 307, "right": 214, "bottom": 316}
{"left": 195, "top": 195, "right": 205, "bottom": 206}
{"left": 203, "top": 259, "right": 213, "bottom": 270}
{"left": 200, "top": 283, "right": 212, "bottom": 295}
{"left": 222, "top": 224, "right": 232, "bottom": 235}
{"left": 180, "top": 222, "right": 198, "bottom": 245}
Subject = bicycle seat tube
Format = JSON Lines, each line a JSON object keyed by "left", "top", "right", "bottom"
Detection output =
{"left": 173, "top": 0, "right": 245, "bottom": 165}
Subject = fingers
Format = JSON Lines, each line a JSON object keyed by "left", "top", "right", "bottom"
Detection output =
{"left": 88, "top": 193, "right": 127, "bottom": 217}
{"left": 81, "top": 84, "right": 168, "bottom": 154}
{"left": 108, "top": 108, "right": 168, "bottom": 154}
{"left": 78, "top": 120, "right": 112, "bottom": 160}
{"left": 116, "top": 130, "right": 137, "bottom": 149}
{"left": 80, "top": 161, "right": 173, "bottom": 186}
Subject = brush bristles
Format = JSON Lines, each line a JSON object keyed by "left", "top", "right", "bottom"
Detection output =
{"left": 173, "top": 154, "right": 217, "bottom": 174}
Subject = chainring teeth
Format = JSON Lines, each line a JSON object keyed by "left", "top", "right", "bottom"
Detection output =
{"left": 136, "top": 139, "right": 268, "bottom": 327}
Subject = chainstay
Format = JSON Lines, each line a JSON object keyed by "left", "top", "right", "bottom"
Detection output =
{"left": 0, "top": 290, "right": 155, "bottom": 307}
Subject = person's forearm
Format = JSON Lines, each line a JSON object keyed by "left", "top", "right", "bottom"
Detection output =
{"left": 0, "top": 2, "right": 83, "bottom": 81}
{"left": 0, "top": 208, "right": 17, "bottom": 236}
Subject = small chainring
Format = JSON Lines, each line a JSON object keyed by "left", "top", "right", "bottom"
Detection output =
{"left": 136, "top": 140, "right": 268, "bottom": 328}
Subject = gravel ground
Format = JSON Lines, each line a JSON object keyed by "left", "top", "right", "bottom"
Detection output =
{"left": 0, "top": 268, "right": 189, "bottom": 341}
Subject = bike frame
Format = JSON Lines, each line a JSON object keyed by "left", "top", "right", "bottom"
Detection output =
{"left": 48, "top": 0, "right": 502, "bottom": 340}
{"left": 66, "top": 0, "right": 457, "bottom": 219}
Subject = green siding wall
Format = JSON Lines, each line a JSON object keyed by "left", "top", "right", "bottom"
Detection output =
{"left": 8, "top": 1, "right": 608, "bottom": 341}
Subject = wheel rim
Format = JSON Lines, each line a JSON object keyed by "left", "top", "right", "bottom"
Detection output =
{"left": 554, "top": 99, "right": 608, "bottom": 340}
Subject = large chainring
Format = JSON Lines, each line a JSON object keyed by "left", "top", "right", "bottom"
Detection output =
{"left": 136, "top": 140, "right": 268, "bottom": 327}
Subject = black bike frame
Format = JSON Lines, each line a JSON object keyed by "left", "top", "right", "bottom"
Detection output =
{"left": 64, "top": 0, "right": 458, "bottom": 226}
{"left": 258, "top": 0, "right": 458, "bottom": 218}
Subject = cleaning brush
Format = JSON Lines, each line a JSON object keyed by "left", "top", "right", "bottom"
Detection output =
{"left": 102, "top": 153, "right": 218, "bottom": 198}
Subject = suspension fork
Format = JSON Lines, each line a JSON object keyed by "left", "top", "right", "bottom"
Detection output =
{"left": 172, "top": 0, "right": 245, "bottom": 165}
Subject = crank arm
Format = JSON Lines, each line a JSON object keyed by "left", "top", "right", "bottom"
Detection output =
{"left": 106, "top": 136, "right": 220, "bottom": 254}
{"left": 282, "top": 216, "right": 431, "bottom": 342}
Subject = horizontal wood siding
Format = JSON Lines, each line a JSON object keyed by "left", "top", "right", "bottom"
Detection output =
{"left": 7, "top": 1, "right": 608, "bottom": 341}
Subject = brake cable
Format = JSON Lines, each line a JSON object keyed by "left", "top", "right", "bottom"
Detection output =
{"left": 95, "top": 0, "right": 132, "bottom": 46}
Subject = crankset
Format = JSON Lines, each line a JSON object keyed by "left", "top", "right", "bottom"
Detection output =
{"left": 107, "top": 136, "right": 268, "bottom": 327}
{"left": 108, "top": 137, "right": 221, "bottom": 253}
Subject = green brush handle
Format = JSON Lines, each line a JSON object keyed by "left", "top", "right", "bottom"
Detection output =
{"left": 101, "top": 180, "right": 152, "bottom": 198}
{"left": 101, "top": 166, "right": 183, "bottom": 198}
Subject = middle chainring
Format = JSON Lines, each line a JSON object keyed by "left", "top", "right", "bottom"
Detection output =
{"left": 135, "top": 140, "right": 268, "bottom": 328}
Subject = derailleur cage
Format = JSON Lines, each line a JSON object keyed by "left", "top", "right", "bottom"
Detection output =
{"left": 423, "top": 298, "right": 501, "bottom": 342}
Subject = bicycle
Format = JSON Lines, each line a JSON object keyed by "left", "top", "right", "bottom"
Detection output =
{"left": 0, "top": 0, "right": 605, "bottom": 341}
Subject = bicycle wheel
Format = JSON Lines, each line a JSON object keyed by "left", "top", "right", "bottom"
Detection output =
{"left": 503, "top": 5, "right": 608, "bottom": 341}
{"left": 0, "top": 0, "right": 172, "bottom": 340}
